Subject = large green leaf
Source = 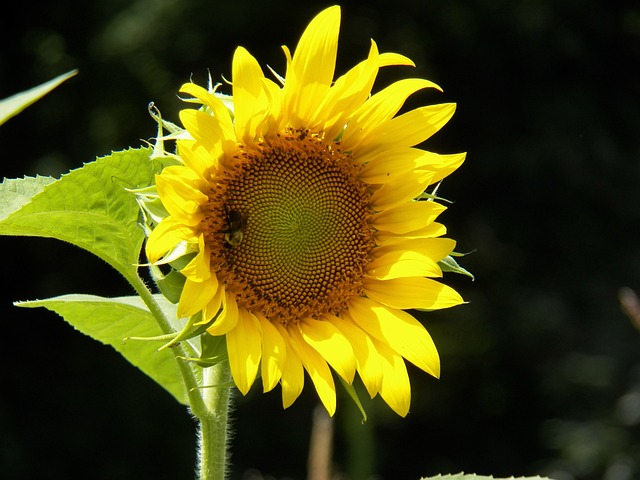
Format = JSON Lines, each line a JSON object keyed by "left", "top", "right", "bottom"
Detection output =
{"left": 0, "top": 148, "right": 155, "bottom": 280}
{"left": 0, "top": 175, "right": 57, "bottom": 218}
{"left": 0, "top": 70, "right": 78, "bottom": 126}
{"left": 16, "top": 294, "right": 188, "bottom": 405}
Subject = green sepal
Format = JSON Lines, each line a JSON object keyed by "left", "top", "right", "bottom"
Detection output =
{"left": 128, "top": 183, "right": 167, "bottom": 235}
{"left": 125, "top": 315, "right": 198, "bottom": 351}
{"left": 162, "top": 312, "right": 214, "bottom": 351}
{"left": 179, "top": 356, "right": 228, "bottom": 368}
{"left": 147, "top": 102, "right": 187, "bottom": 167}
{"left": 180, "top": 333, "right": 228, "bottom": 368}
{"left": 439, "top": 254, "right": 475, "bottom": 280}
{"left": 417, "top": 191, "right": 453, "bottom": 204}
{"left": 154, "top": 268, "right": 186, "bottom": 304}
{"left": 338, "top": 376, "right": 368, "bottom": 423}
{"left": 148, "top": 101, "right": 183, "bottom": 136}
{"left": 125, "top": 331, "right": 182, "bottom": 344}
{"left": 418, "top": 180, "right": 453, "bottom": 204}
{"left": 152, "top": 153, "right": 183, "bottom": 170}
{"left": 126, "top": 311, "right": 214, "bottom": 352}
{"left": 146, "top": 253, "right": 192, "bottom": 304}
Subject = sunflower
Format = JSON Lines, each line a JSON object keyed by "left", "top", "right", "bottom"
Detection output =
{"left": 145, "top": 5, "right": 465, "bottom": 417}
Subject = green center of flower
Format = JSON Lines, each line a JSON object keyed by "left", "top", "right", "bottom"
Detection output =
{"left": 202, "top": 130, "right": 375, "bottom": 325}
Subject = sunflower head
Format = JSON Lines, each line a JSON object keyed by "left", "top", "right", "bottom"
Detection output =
{"left": 144, "top": 5, "right": 466, "bottom": 417}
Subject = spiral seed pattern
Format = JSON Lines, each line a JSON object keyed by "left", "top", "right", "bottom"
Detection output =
{"left": 200, "top": 130, "right": 375, "bottom": 325}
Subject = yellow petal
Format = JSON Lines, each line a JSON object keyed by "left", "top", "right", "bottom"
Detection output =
{"left": 256, "top": 312, "right": 286, "bottom": 392}
{"left": 177, "top": 275, "right": 218, "bottom": 318}
{"left": 232, "top": 46, "right": 269, "bottom": 142}
{"left": 372, "top": 339, "right": 411, "bottom": 417}
{"left": 366, "top": 249, "right": 442, "bottom": 279}
{"left": 226, "top": 308, "right": 262, "bottom": 395}
{"left": 145, "top": 217, "right": 195, "bottom": 263}
{"left": 330, "top": 314, "right": 383, "bottom": 398}
{"left": 178, "top": 109, "right": 235, "bottom": 156}
{"left": 178, "top": 109, "right": 218, "bottom": 150}
{"left": 259, "top": 77, "right": 284, "bottom": 134}
{"left": 348, "top": 297, "right": 440, "bottom": 377}
{"left": 320, "top": 47, "right": 418, "bottom": 140}
{"left": 179, "top": 82, "right": 235, "bottom": 145}
{"left": 311, "top": 40, "right": 379, "bottom": 137}
{"left": 358, "top": 148, "right": 461, "bottom": 188}
{"left": 180, "top": 235, "right": 212, "bottom": 282}
{"left": 284, "top": 5, "right": 340, "bottom": 126}
{"left": 377, "top": 52, "right": 415, "bottom": 68}
{"left": 375, "top": 222, "right": 448, "bottom": 246}
{"left": 363, "top": 277, "right": 464, "bottom": 311}
{"left": 357, "top": 147, "right": 427, "bottom": 176}
{"left": 206, "top": 290, "right": 239, "bottom": 335}
{"left": 288, "top": 325, "right": 337, "bottom": 416}
{"left": 342, "top": 78, "right": 441, "bottom": 150}
{"left": 274, "top": 323, "right": 304, "bottom": 409}
{"left": 419, "top": 151, "right": 467, "bottom": 184}
{"left": 177, "top": 140, "right": 219, "bottom": 180}
{"left": 359, "top": 103, "right": 457, "bottom": 153}
{"left": 376, "top": 237, "right": 456, "bottom": 262}
{"left": 155, "top": 168, "right": 208, "bottom": 223}
{"left": 372, "top": 201, "right": 446, "bottom": 234}
{"left": 369, "top": 169, "right": 435, "bottom": 211}
{"left": 159, "top": 164, "right": 205, "bottom": 185}
{"left": 198, "top": 284, "right": 224, "bottom": 325}
{"left": 299, "top": 317, "right": 356, "bottom": 383}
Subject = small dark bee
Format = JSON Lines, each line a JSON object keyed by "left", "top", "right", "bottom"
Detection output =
{"left": 223, "top": 209, "right": 247, "bottom": 247}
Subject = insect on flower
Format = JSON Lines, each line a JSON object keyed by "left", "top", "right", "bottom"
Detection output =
{"left": 223, "top": 209, "right": 247, "bottom": 247}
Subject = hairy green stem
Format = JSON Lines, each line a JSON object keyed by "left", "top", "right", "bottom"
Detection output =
{"left": 127, "top": 270, "right": 232, "bottom": 478}
{"left": 194, "top": 362, "right": 233, "bottom": 480}
{"left": 125, "top": 270, "right": 205, "bottom": 412}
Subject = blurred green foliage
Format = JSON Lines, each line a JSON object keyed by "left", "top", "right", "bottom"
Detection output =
{"left": 1, "top": 1, "right": 639, "bottom": 479}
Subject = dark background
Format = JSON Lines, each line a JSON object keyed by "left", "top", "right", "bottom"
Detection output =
{"left": 2, "top": 1, "right": 640, "bottom": 479}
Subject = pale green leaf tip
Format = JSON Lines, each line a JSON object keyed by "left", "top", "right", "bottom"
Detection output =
{"left": 439, "top": 254, "right": 475, "bottom": 280}
{"left": 337, "top": 376, "right": 368, "bottom": 423}
{"left": 0, "top": 69, "right": 78, "bottom": 126}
